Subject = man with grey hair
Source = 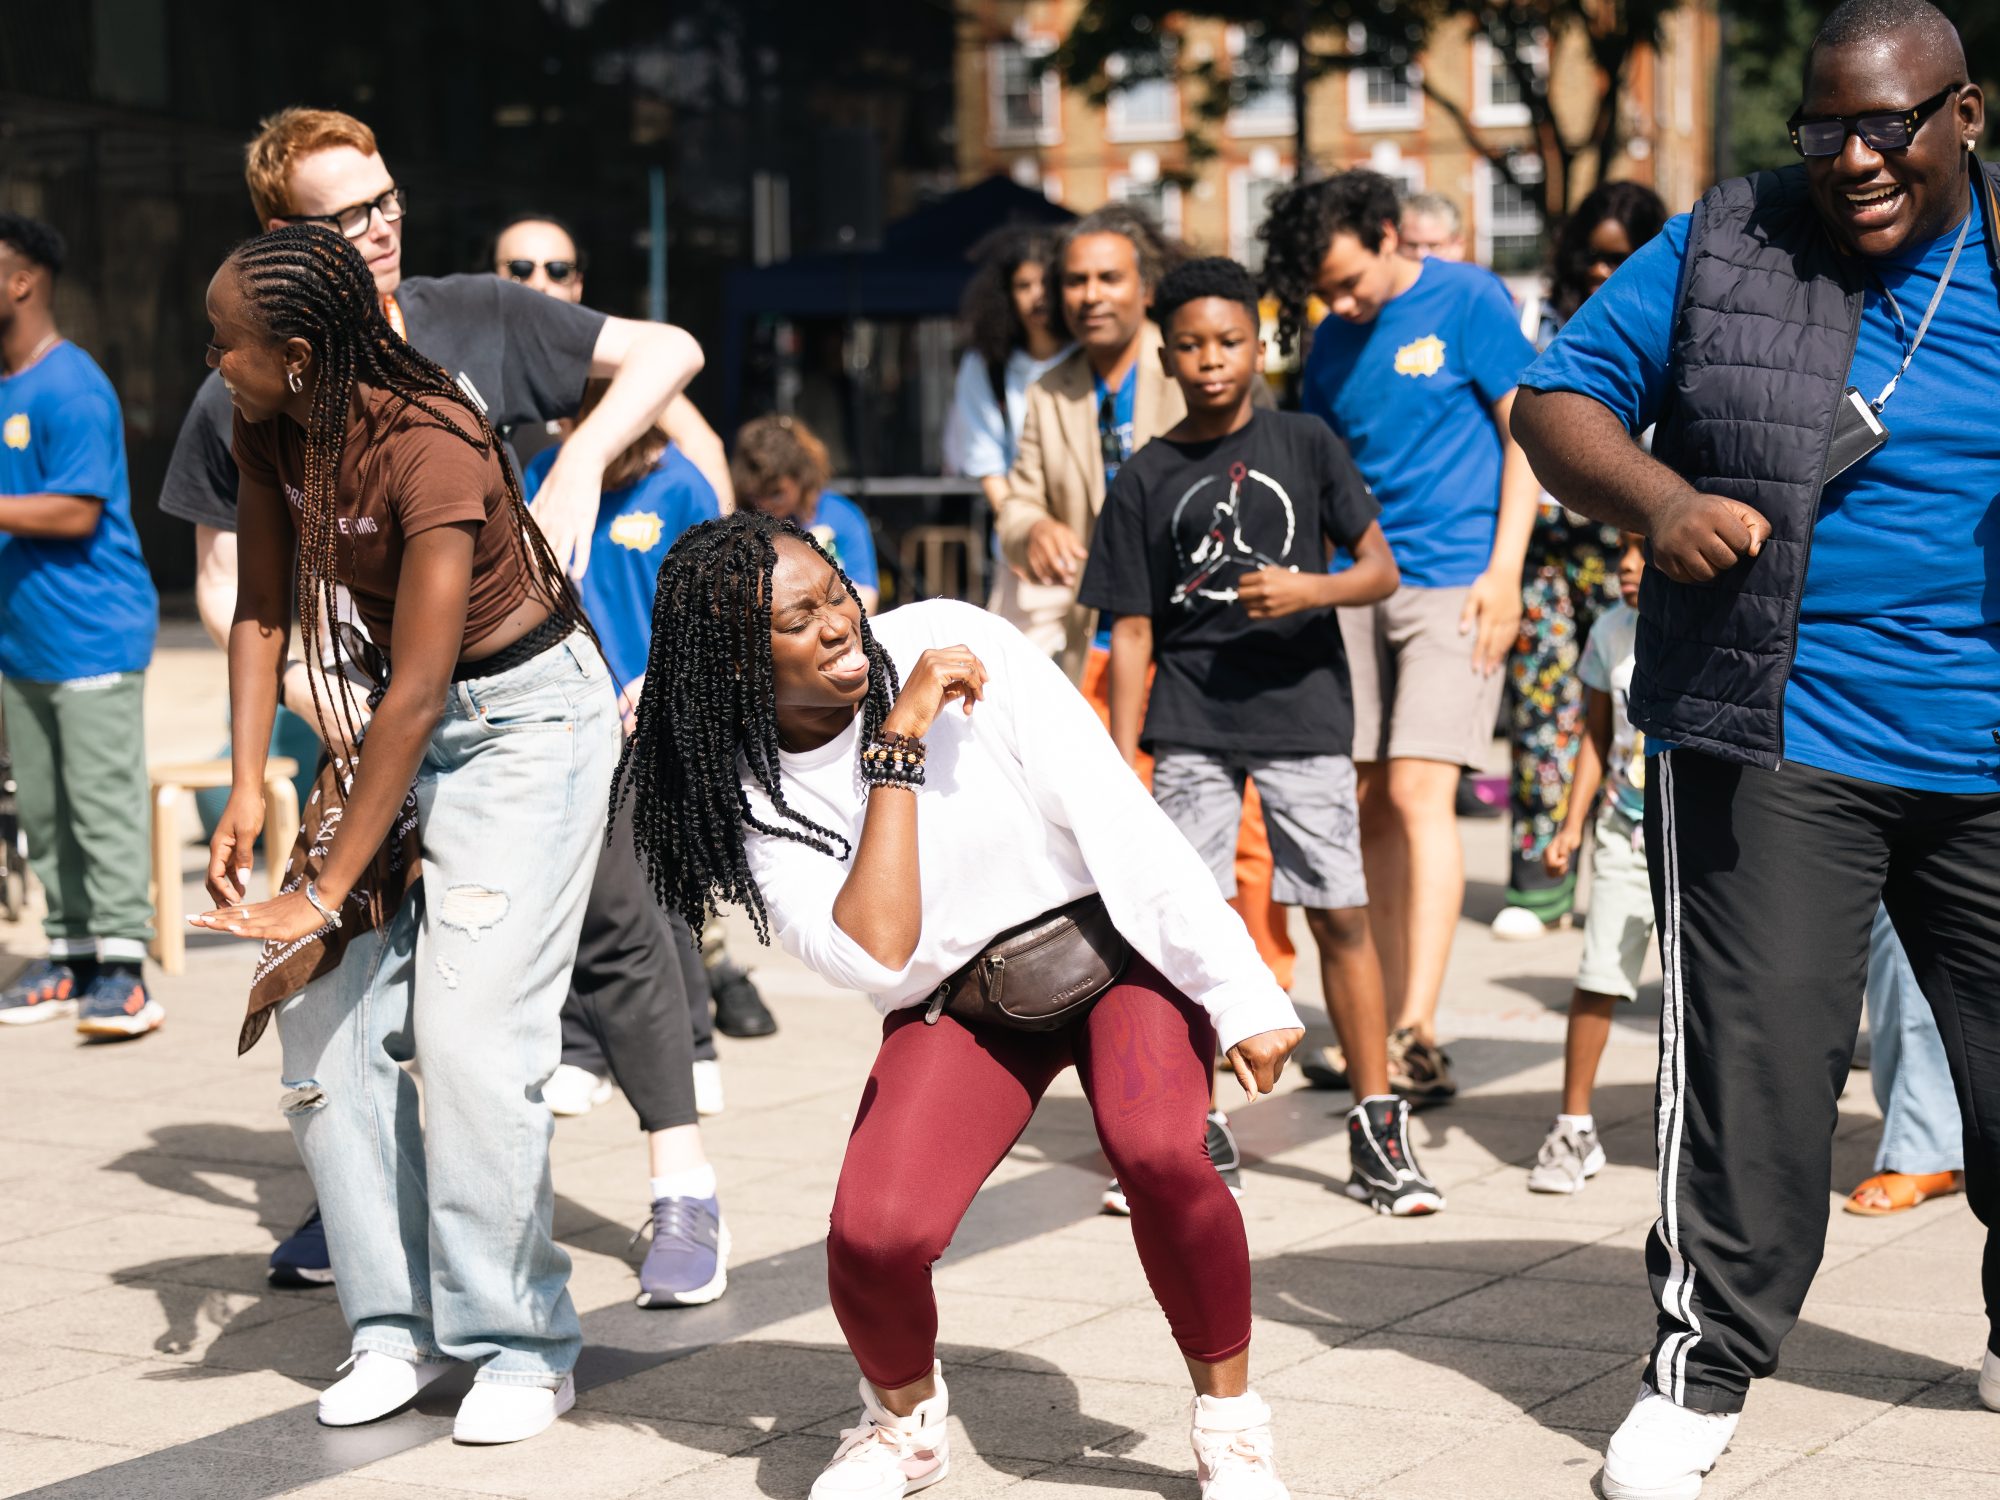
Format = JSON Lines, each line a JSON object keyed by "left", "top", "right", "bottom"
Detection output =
{"left": 1514, "top": 1, "right": 2000, "bottom": 1493}
{"left": 1399, "top": 190, "right": 1467, "bottom": 262}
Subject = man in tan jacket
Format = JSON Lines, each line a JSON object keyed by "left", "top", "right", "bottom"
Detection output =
{"left": 995, "top": 206, "right": 1185, "bottom": 683}
{"left": 994, "top": 208, "right": 1300, "bottom": 1110}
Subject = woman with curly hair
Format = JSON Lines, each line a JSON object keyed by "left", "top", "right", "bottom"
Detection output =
{"left": 1490, "top": 180, "right": 1667, "bottom": 941}
{"left": 622, "top": 510, "right": 1304, "bottom": 1500}
{"left": 192, "top": 224, "right": 697, "bottom": 1442}
{"left": 944, "top": 224, "right": 1072, "bottom": 651}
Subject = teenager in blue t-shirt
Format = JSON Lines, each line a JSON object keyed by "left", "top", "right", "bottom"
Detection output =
{"left": 0, "top": 215, "right": 161, "bottom": 1039}
{"left": 1261, "top": 171, "right": 1540, "bottom": 1098}
{"left": 729, "top": 413, "right": 879, "bottom": 612}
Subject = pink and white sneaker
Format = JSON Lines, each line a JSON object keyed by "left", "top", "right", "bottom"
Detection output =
{"left": 810, "top": 1362, "right": 950, "bottom": 1499}
{"left": 1190, "top": 1391, "right": 1289, "bottom": 1500}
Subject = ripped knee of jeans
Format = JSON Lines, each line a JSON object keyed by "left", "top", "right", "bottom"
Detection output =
{"left": 439, "top": 884, "right": 510, "bottom": 942}
{"left": 280, "top": 1080, "right": 327, "bottom": 1115}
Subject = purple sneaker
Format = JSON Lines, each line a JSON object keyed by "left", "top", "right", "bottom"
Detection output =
{"left": 631, "top": 1194, "right": 728, "bottom": 1308}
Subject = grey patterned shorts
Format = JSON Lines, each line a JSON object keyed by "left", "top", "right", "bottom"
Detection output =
{"left": 1150, "top": 746, "right": 1368, "bottom": 911}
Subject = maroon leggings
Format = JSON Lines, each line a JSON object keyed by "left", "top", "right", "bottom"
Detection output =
{"left": 826, "top": 958, "right": 1252, "bottom": 1390}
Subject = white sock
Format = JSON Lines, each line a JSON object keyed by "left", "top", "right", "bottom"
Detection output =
{"left": 48, "top": 937, "right": 96, "bottom": 961}
{"left": 1558, "top": 1112, "right": 1596, "bottom": 1134}
{"left": 1194, "top": 1390, "right": 1268, "bottom": 1421}
{"left": 650, "top": 1165, "right": 718, "bottom": 1203}
{"left": 98, "top": 937, "right": 147, "bottom": 966}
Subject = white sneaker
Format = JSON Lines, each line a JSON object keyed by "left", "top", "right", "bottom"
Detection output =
{"left": 1527, "top": 1120, "right": 1607, "bottom": 1194}
{"left": 1601, "top": 1386, "right": 1738, "bottom": 1500}
{"left": 545, "top": 1064, "right": 613, "bottom": 1118}
{"left": 693, "top": 1058, "right": 726, "bottom": 1117}
{"left": 317, "top": 1350, "right": 454, "bottom": 1427}
{"left": 453, "top": 1373, "right": 575, "bottom": 1444}
{"left": 1979, "top": 1348, "right": 2000, "bottom": 1412}
{"left": 810, "top": 1362, "right": 950, "bottom": 1498}
{"left": 1190, "top": 1391, "right": 1288, "bottom": 1500}
{"left": 1490, "top": 905, "right": 1551, "bottom": 941}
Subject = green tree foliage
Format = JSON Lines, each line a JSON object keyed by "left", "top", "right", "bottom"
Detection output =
{"left": 1055, "top": 0, "right": 1690, "bottom": 228}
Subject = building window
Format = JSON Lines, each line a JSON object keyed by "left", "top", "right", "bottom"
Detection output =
{"left": 1230, "top": 148, "right": 1290, "bottom": 268}
{"left": 1471, "top": 33, "right": 1546, "bottom": 129}
{"left": 989, "top": 40, "right": 1060, "bottom": 147}
{"left": 1105, "top": 52, "right": 1180, "bottom": 144}
{"left": 1227, "top": 26, "right": 1296, "bottom": 138}
{"left": 1109, "top": 151, "right": 1183, "bottom": 236}
{"left": 1347, "top": 28, "right": 1423, "bottom": 131}
{"left": 1368, "top": 141, "right": 1425, "bottom": 197}
{"left": 1476, "top": 155, "right": 1545, "bottom": 273}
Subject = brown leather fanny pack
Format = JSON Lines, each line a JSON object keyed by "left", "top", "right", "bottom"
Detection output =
{"left": 921, "top": 894, "right": 1133, "bottom": 1032}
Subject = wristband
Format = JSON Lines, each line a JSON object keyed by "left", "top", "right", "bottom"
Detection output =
{"left": 860, "top": 732, "right": 927, "bottom": 789}
{"left": 303, "top": 880, "right": 343, "bottom": 929}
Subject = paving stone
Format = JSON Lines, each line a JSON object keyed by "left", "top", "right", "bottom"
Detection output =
{"left": 350, "top": 1409, "right": 759, "bottom": 1497}
{"left": 1261, "top": 1331, "right": 1629, "bottom": 1420}
{"left": 1737, "top": 1453, "right": 2000, "bottom": 1498}
{"left": 1366, "top": 1420, "right": 1800, "bottom": 1498}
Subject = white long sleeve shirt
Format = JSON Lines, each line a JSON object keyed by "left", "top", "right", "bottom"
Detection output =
{"left": 739, "top": 599, "right": 1301, "bottom": 1054}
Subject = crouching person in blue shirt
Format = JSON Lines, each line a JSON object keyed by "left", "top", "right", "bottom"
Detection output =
{"left": 1513, "top": 4, "right": 2000, "bottom": 1494}
{"left": 0, "top": 214, "right": 160, "bottom": 1038}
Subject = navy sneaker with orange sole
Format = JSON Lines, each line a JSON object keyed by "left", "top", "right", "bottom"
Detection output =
{"left": 0, "top": 959, "right": 79, "bottom": 1026}
{"left": 75, "top": 967, "right": 163, "bottom": 1041}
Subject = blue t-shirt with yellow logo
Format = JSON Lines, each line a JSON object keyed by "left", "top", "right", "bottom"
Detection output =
{"left": 524, "top": 441, "right": 720, "bottom": 695}
{"left": 0, "top": 341, "right": 157, "bottom": 681}
{"left": 1301, "top": 258, "right": 1536, "bottom": 588}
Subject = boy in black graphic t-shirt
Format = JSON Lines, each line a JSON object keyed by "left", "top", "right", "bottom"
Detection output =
{"left": 1079, "top": 257, "right": 1442, "bottom": 1216}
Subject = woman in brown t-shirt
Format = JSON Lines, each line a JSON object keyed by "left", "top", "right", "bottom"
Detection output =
{"left": 190, "top": 224, "right": 646, "bottom": 1443}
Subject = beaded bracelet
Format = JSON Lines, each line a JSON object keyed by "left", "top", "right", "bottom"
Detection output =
{"left": 860, "top": 731, "right": 927, "bottom": 790}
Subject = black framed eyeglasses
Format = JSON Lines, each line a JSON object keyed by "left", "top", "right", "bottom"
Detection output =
{"left": 500, "top": 258, "right": 579, "bottom": 284}
{"left": 1788, "top": 85, "right": 1961, "bottom": 158}
{"left": 279, "top": 187, "right": 408, "bottom": 239}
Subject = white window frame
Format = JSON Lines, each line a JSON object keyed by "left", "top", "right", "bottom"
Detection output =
{"left": 1104, "top": 52, "right": 1181, "bottom": 144}
{"left": 1368, "top": 141, "right": 1426, "bottom": 197}
{"left": 1225, "top": 25, "right": 1296, "bottom": 139}
{"left": 1108, "top": 164, "right": 1184, "bottom": 238}
{"left": 1471, "top": 32, "right": 1547, "bottom": 129}
{"left": 1347, "top": 25, "right": 1422, "bottom": 131}
{"left": 1229, "top": 148, "right": 1290, "bottom": 266}
{"left": 1472, "top": 153, "right": 1545, "bottom": 269}
{"left": 988, "top": 38, "right": 1061, "bottom": 148}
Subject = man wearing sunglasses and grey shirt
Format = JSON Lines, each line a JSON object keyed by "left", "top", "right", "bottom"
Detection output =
{"left": 157, "top": 105, "right": 705, "bottom": 1297}
{"left": 1512, "top": 2, "right": 2000, "bottom": 1495}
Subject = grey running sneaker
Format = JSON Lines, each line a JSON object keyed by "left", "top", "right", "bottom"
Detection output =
{"left": 1388, "top": 1027, "right": 1458, "bottom": 1100}
{"left": 1527, "top": 1120, "right": 1606, "bottom": 1194}
{"left": 631, "top": 1194, "right": 729, "bottom": 1307}
{"left": 1345, "top": 1096, "right": 1444, "bottom": 1216}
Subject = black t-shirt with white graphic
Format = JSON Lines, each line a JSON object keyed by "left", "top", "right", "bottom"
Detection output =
{"left": 1078, "top": 409, "right": 1378, "bottom": 756}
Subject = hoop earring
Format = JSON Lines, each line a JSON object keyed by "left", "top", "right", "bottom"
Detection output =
{"left": 286, "top": 370, "right": 303, "bottom": 394}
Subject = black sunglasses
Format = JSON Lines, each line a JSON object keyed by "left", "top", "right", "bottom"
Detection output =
{"left": 1788, "top": 85, "right": 1961, "bottom": 158}
{"left": 278, "top": 186, "right": 407, "bottom": 240}
{"left": 500, "top": 258, "right": 579, "bottom": 284}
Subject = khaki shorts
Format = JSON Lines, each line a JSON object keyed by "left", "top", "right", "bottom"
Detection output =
{"left": 1576, "top": 808, "right": 1654, "bottom": 1001}
{"left": 1340, "top": 584, "right": 1507, "bottom": 767}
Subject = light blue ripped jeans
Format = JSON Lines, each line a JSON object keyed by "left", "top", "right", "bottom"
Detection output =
{"left": 276, "top": 634, "right": 618, "bottom": 1387}
{"left": 1867, "top": 903, "right": 1965, "bottom": 1175}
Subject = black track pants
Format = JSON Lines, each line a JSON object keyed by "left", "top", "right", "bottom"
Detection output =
{"left": 1644, "top": 748, "right": 2000, "bottom": 1413}
{"left": 559, "top": 791, "right": 706, "bottom": 1133}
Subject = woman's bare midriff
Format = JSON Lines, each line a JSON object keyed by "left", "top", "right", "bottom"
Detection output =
{"left": 459, "top": 596, "right": 555, "bottom": 662}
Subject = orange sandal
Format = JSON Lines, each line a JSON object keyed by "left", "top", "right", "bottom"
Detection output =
{"left": 1843, "top": 1170, "right": 1964, "bottom": 1216}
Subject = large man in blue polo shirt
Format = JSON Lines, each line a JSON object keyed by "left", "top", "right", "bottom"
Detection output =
{"left": 1514, "top": 3, "right": 2000, "bottom": 1494}
{"left": 0, "top": 214, "right": 160, "bottom": 1039}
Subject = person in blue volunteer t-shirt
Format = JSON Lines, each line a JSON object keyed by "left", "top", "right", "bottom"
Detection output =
{"left": 1259, "top": 170, "right": 1541, "bottom": 1102}
{"left": 0, "top": 214, "right": 162, "bottom": 1039}
{"left": 1511, "top": 4, "right": 2000, "bottom": 1491}
{"left": 729, "top": 413, "right": 879, "bottom": 613}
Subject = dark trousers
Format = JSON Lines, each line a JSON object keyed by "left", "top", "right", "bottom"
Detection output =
{"left": 559, "top": 792, "right": 705, "bottom": 1133}
{"left": 1645, "top": 748, "right": 2000, "bottom": 1413}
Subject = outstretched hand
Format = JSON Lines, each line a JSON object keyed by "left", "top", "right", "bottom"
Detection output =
{"left": 1227, "top": 1026, "right": 1305, "bottom": 1104}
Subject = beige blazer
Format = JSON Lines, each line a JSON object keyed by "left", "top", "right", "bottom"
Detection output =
{"left": 994, "top": 327, "right": 1186, "bottom": 678}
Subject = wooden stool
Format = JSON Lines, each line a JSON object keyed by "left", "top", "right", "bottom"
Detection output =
{"left": 148, "top": 758, "right": 300, "bottom": 976}
{"left": 896, "top": 524, "right": 985, "bottom": 603}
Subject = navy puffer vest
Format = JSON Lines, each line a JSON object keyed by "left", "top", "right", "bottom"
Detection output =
{"left": 1633, "top": 160, "right": 2000, "bottom": 768}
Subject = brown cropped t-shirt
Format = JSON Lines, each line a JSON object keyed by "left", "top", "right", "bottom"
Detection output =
{"left": 232, "top": 386, "right": 533, "bottom": 651}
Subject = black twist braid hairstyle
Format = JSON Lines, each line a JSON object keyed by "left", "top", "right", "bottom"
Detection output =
{"left": 225, "top": 223, "right": 592, "bottom": 744}
{"left": 612, "top": 511, "right": 899, "bottom": 945}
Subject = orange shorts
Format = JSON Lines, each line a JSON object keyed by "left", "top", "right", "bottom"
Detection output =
{"left": 1080, "top": 650, "right": 1297, "bottom": 992}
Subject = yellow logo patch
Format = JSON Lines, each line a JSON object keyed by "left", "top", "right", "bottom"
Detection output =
{"left": 2, "top": 413, "right": 27, "bottom": 450}
{"left": 1393, "top": 335, "right": 1447, "bottom": 378}
{"left": 608, "top": 510, "right": 665, "bottom": 552}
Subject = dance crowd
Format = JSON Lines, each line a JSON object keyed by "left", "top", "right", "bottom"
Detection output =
{"left": 2, "top": 1, "right": 1997, "bottom": 1496}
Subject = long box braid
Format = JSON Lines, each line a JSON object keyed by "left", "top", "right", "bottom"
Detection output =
{"left": 225, "top": 223, "right": 593, "bottom": 746}
{"left": 613, "top": 513, "right": 898, "bottom": 945}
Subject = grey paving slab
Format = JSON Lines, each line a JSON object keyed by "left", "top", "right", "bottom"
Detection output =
{"left": 0, "top": 635, "right": 1991, "bottom": 1498}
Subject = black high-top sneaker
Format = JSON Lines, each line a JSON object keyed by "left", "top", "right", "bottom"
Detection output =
{"left": 1345, "top": 1095, "right": 1444, "bottom": 1216}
